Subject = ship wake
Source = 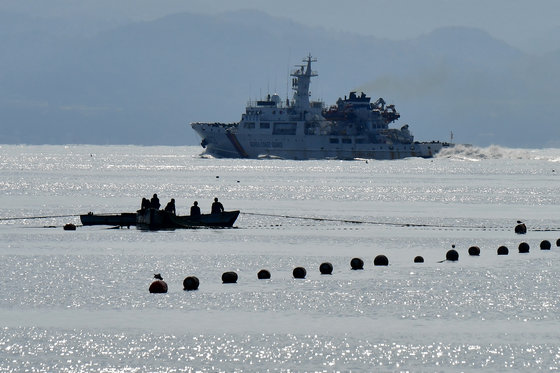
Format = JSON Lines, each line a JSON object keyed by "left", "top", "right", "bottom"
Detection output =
{"left": 436, "top": 144, "right": 560, "bottom": 162}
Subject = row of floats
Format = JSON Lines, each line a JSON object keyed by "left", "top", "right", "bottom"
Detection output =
{"left": 149, "top": 238, "right": 559, "bottom": 293}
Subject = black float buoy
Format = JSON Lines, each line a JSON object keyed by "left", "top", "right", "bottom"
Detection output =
{"left": 63, "top": 223, "right": 76, "bottom": 231}
{"left": 497, "top": 246, "right": 509, "bottom": 255}
{"left": 373, "top": 255, "right": 389, "bottom": 266}
{"left": 149, "top": 274, "right": 168, "bottom": 293}
{"left": 518, "top": 242, "right": 530, "bottom": 253}
{"left": 222, "top": 271, "right": 238, "bottom": 284}
{"left": 446, "top": 249, "right": 459, "bottom": 261}
{"left": 350, "top": 257, "right": 364, "bottom": 270}
{"left": 257, "top": 269, "right": 271, "bottom": 279}
{"left": 414, "top": 256, "right": 424, "bottom": 263}
{"left": 293, "top": 267, "right": 307, "bottom": 279}
{"left": 556, "top": 238, "right": 560, "bottom": 247}
{"left": 468, "top": 246, "right": 481, "bottom": 256}
{"left": 183, "top": 276, "right": 199, "bottom": 291}
{"left": 540, "top": 240, "right": 551, "bottom": 250}
{"left": 319, "top": 262, "right": 333, "bottom": 275}
{"left": 514, "top": 221, "right": 527, "bottom": 234}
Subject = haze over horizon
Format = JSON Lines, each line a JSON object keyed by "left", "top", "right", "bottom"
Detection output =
{"left": 1, "top": 0, "right": 559, "bottom": 148}
{"left": 2, "top": 0, "right": 558, "bottom": 54}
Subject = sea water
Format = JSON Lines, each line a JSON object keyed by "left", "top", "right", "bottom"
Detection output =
{"left": 1, "top": 144, "right": 560, "bottom": 372}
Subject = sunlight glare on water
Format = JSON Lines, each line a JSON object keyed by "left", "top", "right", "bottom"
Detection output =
{"left": 1, "top": 145, "right": 560, "bottom": 371}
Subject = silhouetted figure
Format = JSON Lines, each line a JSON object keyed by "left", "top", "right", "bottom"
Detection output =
{"left": 150, "top": 194, "right": 160, "bottom": 210}
{"left": 141, "top": 198, "right": 150, "bottom": 210}
{"left": 211, "top": 197, "right": 224, "bottom": 214}
{"left": 149, "top": 273, "right": 167, "bottom": 293}
{"left": 190, "top": 201, "right": 201, "bottom": 217}
{"left": 164, "top": 198, "right": 176, "bottom": 215}
{"left": 515, "top": 220, "right": 527, "bottom": 234}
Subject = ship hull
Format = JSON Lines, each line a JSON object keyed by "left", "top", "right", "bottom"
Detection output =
{"left": 192, "top": 123, "right": 448, "bottom": 160}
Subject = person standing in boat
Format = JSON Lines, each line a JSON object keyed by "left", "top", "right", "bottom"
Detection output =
{"left": 190, "top": 201, "right": 201, "bottom": 217}
{"left": 150, "top": 194, "right": 161, "bottom": 210}
{"left": 164, "top": 198, "right": 176, "bottom": 215}
{"left": 141, "top": 197, "right": 150, "bottom": 210}
{"left": 211, "top": 197, "right": 224, "bottom": 214}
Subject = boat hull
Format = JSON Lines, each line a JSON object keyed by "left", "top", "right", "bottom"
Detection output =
{"left": 136, "top": 209, "right": 240, "bottom": 230}
{"left": 80, "top": 213, "right": 137, "bottom": 227}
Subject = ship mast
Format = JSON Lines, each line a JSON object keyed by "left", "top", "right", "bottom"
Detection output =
{"left": 291, "top": 54, "right": 317, "bottom": 110}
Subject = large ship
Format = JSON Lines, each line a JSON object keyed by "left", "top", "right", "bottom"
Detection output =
{"left": 191, "top": 55, "right": 450, "bottom": 160}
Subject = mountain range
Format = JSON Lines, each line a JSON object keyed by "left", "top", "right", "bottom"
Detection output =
{"left": 1, "top": 10, "right": 559, "bottom": 147}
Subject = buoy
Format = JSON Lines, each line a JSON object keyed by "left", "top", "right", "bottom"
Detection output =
{"left": 540, "top": 240, "right": 551, "bottom": 250}
{"left": 497, "top": 246, "right": 509, "bottom": 255}
{"left": 373, "top": 255, "right": 389, "bottom": 266}
{"left": 350, "top": 257, "right": 364, "bottom": 270}
{"left": 63, "top": 223, "right": 76, "bottom": 231}
{"left": 518, "top": 242, "right": 530, "bottom": 253}
{"left": 293, "top": 267, "right": 306, "bottom": 279}
{"left": 319, "top": 262, "right": 333, "bottom": 275}
{"left": 183, "top": 276, "right": 199, "bottom": 291}
{"left": 468, "top": 246, "right": 480, "bottom": 256}
{"left": 222, "top": 271, "right": 238, "bottom": 284}
{"left": 257, "top": 269, "right": 271, "bottom": 279}
{"left": 446, "top": 249, "right": 459, "bottom": 261}
{"left": 556, "top": 238, "right": 560, "bottom": 247}
{"left": 515, "top": 222, "right": 527, "bottom": 234}
{"left": 149, "top": 274, "right": 168, "bottom": 293}
{"left": 414, "top": 256, "right": 424, "bottom": 263}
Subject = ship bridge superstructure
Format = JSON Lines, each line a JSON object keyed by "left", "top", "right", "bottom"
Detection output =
{"left": 242, "top": 54, "right": 323, "bottom": 122}
{"left": 291, "top": 54, "right": 318, "bottom": 111}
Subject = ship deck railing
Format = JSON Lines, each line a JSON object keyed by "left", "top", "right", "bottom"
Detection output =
{"left": 246, "top": 100, "right": 290, "bottom": 109}
{"left": 191, "top": 122, "right": 238, "bottom": 127}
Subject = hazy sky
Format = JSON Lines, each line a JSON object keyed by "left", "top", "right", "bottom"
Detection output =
{"left": 1, "top": 0, "right": 559, "bottom": 147}
{"left": 2, "top": 0, "right": 559, "bottom": 52}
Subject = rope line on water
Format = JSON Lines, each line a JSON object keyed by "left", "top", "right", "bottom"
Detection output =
{"left": 2, "top": 211, "right": 560, "bottom": 232}
{"left": 0, "top": 214, "right": 81, "bottom": 221}
{"left": 241, "top": 211, "right": 509, "bottom": 229}
{"left": 241, "top": 211, "right": 479, "bottom": 228}
{"left": 240, "top": 212, "right": 560, "bottom": 231}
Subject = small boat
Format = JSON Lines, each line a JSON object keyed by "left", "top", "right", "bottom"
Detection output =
{"left": 80, "top": 212, "right": 137, "bottom": 227}
{"left": 81, "top": 207, "right": 240, "bottom": 230}
{"left": 136, "top": 208, "right": 240, "bottom": 230}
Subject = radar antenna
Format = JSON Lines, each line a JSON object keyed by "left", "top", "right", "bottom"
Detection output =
{"left": 290, "top": 54, "right": 318, "bottom": 109}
